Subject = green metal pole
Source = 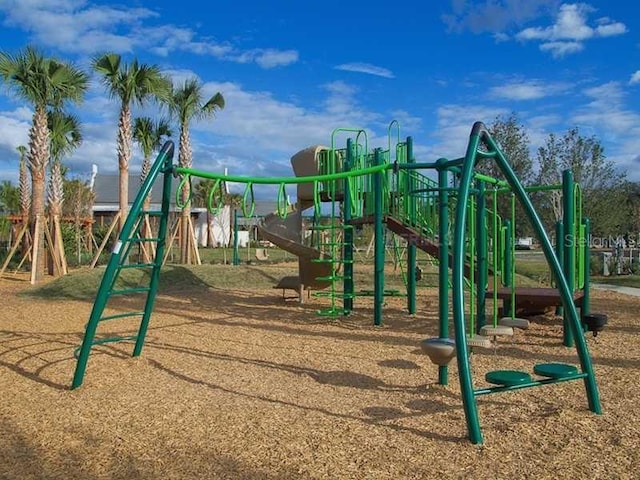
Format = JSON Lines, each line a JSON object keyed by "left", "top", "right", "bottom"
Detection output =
{"left": 555, "top": 221, "right": 564, "bottom": 316}
{"left": 406, "top": 136, "right": 417, "bottom": 314}
{"left": 503, "top": 220, "right": 513, "bottom": 286}
{"left": 451, "top": 132, "right": 482, "bottom": 444}
{"left": 373, "top": 148, "right": 385, "bottom": 326}
{"left": 562, "top": 169, "right": 575, "bottom": 347}
{"left": 344, "top": 139, "right": 354, "bottom": 314}
{"left": 437, "top": 159, "right": 450, "bottom": 386}
{"left": 503, "top": 219, "right": 513, "bottom": 317}
{"left": 582, "top": 218, "right": 591, "bottom": 319}
{"left": 233, "top": 209, "right": 239, "bottom": 266}
{"left": 475, "top": 182, "right": 487, "bottom": 329}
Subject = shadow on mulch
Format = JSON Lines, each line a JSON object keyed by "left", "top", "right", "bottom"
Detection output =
{"left": 0, "top": 417, "right": 300, "bottom": 480}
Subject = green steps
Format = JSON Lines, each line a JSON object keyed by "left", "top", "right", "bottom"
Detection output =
{"left": 117, "top": 263, "right": 156, "bottom": 270}
{"left": 71, "top": 141, "right": 175, "bottom": 390}
{"left": 99, "top": 311, "right": 145, "bottom": 322}
{"left": 109, "top": 286, "right": 152, "bottom": 296}
{"left": 476, "top": 363, "right": 585, "bottom": 396}
{"left": 533, "top": 363, "right": 579, "bottom": 379}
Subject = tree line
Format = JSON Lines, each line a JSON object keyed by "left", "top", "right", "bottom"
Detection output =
{"left": 477, "top": 113, "right": 632, "bottom": 239}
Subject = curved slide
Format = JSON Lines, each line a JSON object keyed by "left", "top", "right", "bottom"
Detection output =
{"left": 257, "top": 205, "right": 332, "bottom": 294}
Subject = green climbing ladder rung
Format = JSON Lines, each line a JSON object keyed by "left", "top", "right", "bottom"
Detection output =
{"left": 100, "top": 311, "right": 146, "bottom": 322}
{"left": 316, "top": 275, "right": 350, "bottom": 282}
{"left": 312, "top": 291, "right": 356, "bottom": 299}
{"left": 73, "top": 335, "right": 139, "bottom": 359}
{"left": 129, "top": 237, "right": 161, "bottom": 243}
{"left": 142, "top": 210, "right": 164, "bottom": 216}
{"left": 117, "top": 263, "right": 156, "bottom": 270}
{"left": 109, "top": 286, "right": 151, "bottom": 296}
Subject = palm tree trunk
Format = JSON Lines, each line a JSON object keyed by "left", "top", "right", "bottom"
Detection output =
{"left": 179, "top": 124, "right": 193, "bottom": 264}
{"left": 28, "top": 106, "right": 50, "bottom": 282}
{"left": 118, "top": 103, "right": 132, "bottom": 235}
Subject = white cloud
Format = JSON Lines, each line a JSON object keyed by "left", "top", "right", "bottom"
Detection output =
{"left": 570, "top": 81, "right": 640, "bottom": 178}
{"left": 442, "top": 0, "right": 556, "bottom": 34}
{"left": 425, "top": 104, "right": 510, "bottom": 160}
{"left": 0, "top": 0, "right": 299, "bottom": 69}
{"left": 539, "top": 40, "right": 584, "bottom": 57}
{"left": 335, "top": 63, "right": 395, "bottom": 79}
{"left": 232, "top": 49, "right": 299, "bottom": 69}
{"left": 0, "top": 111, "right": 31, "bottom": 152}
{"left": 489, "top": 80, "right": 569, "bottom": 100}
{"left": 516, "top": 3, "right": 627, "bottom": 57}
{"left": 630, "top": 71, "right": 640, "bottom": 85}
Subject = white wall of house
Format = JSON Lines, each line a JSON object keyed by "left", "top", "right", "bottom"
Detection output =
{"left": 193, "top": 206, "right": 248, "bottom": 247}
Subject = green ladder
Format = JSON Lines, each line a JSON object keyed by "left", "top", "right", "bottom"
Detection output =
{"left": 311, "top": 222, "right": 355, "bottom": 317}
{"left": 71, "top": 141, "right": 175, "bottom": 389}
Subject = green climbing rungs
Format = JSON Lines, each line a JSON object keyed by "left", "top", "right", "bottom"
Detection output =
{"left": 71, "top": 141, "right": 176, "bottom": 390}
{"left": 100, "top": 311, "right": 145, "bottom": 322}
{"left": 313, "top": 292, "right": 356, "bottom": 299}
{"left": 117, "top": 263, "right": 156, "bottom": 270}
{"left": 316, "top": 275, "right": 350, "bottom": 282}
{"left": 73, "top": 335, "right": 139, "bottom": 358}
{"left": 109, "top": 287, "right": 152, "bottom": 296}
{"left": 129, "top": 237, "right": 161, "bottom": 243}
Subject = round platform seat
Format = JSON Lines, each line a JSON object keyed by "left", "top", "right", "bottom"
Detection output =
{"left": 485, "top": 370, "right": 532, "bottom": 386}
{"left": 480, "top": 325, "right": 514, "bottom": 337}
{"left": 466, "top": 335, "right": 493, "bottom": 348}
{"left": 533, "top": 363, "right": 578, "bottom": 379}
{"left": 420, "top": 338, "right": 456, "bottom": 366}
{"left": 498, "top": 317, "right": 530, "bottom": 329}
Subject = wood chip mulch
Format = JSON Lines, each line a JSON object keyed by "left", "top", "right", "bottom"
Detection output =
{"left": 1, "top": 274, "right": 639, "bottom": 479}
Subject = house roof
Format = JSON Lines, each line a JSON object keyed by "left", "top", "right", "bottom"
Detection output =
{"left": 92, "top": 173, "right": 283, "bottom": 218}
{"left": 92, "top": 173, "right": 179, "bottom": 206}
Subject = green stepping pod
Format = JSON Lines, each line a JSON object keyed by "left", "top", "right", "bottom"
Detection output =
{"left": 485, "top": 370, "right": 532, "bottom": 387}
{"left": 533, "top": 363, "right": 579, "bottom": 379}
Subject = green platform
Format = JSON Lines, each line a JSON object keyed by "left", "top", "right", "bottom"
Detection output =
{"left": 533, "top": 363, "right": 579, "bottom": 379}
{"left": 485, "top": 370, "right": 532, "bottom": 386}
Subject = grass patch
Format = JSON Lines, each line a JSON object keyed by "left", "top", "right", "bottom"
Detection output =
{"left": 592, "top": 275, "right": 640, "bottom": 288}
{"left": 24, "top": 259, "right": 424, "bottom": 301}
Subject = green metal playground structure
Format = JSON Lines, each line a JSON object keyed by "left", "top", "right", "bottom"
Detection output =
{"left": 72, "top": 121, "right": 602, "bottom": 444}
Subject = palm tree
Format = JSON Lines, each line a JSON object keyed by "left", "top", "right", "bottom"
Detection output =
{"left": 168, "top": 78, "right": 224, "bottom": 263}
{"left": 92, "top": 53, "right": 170, "bottom": 234}
{"left": 0, "top": 181, "right": 19, "bottom": 214}
{"left": 133, "top": 116, "right": 172, "bottom": 262}
{"left": 0, "top": 46, "right": 88, "bottom": 281}
{"left": 16, "top": 145, "right": 30, "bottom": 258}
{"left": 47, "top": 110, "right": 82, "bottom": 217}
{"left": 16, "top": 146, "right": 30, "bottom": 223}
{"left": 133, "top": 116, "right": 172, "bottom": 206}
{"left": 47, "top": 110, "right": 83, "bottom": 275}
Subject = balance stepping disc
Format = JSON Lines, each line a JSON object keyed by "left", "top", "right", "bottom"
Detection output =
{"left": 466, "top": 335, "right": 493, "bottom": 348}
{"left": 485, "top": 370, "right": 532, "bottom": 386}
{"left": 498, "top": 317, "right": 530, "bottom": 329}
{"left": 420, "top": 338, "right": 456, "bottom": 366}
{"left": 533, "top": 363, "right": 578, "bottom": 379}
{"left": 480, "top": 325, "right": 514, "bottom": 337}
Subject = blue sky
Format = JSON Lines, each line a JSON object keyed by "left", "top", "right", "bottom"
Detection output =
{"left": 0, "top": 0, "right": 639, "bottom": 191}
